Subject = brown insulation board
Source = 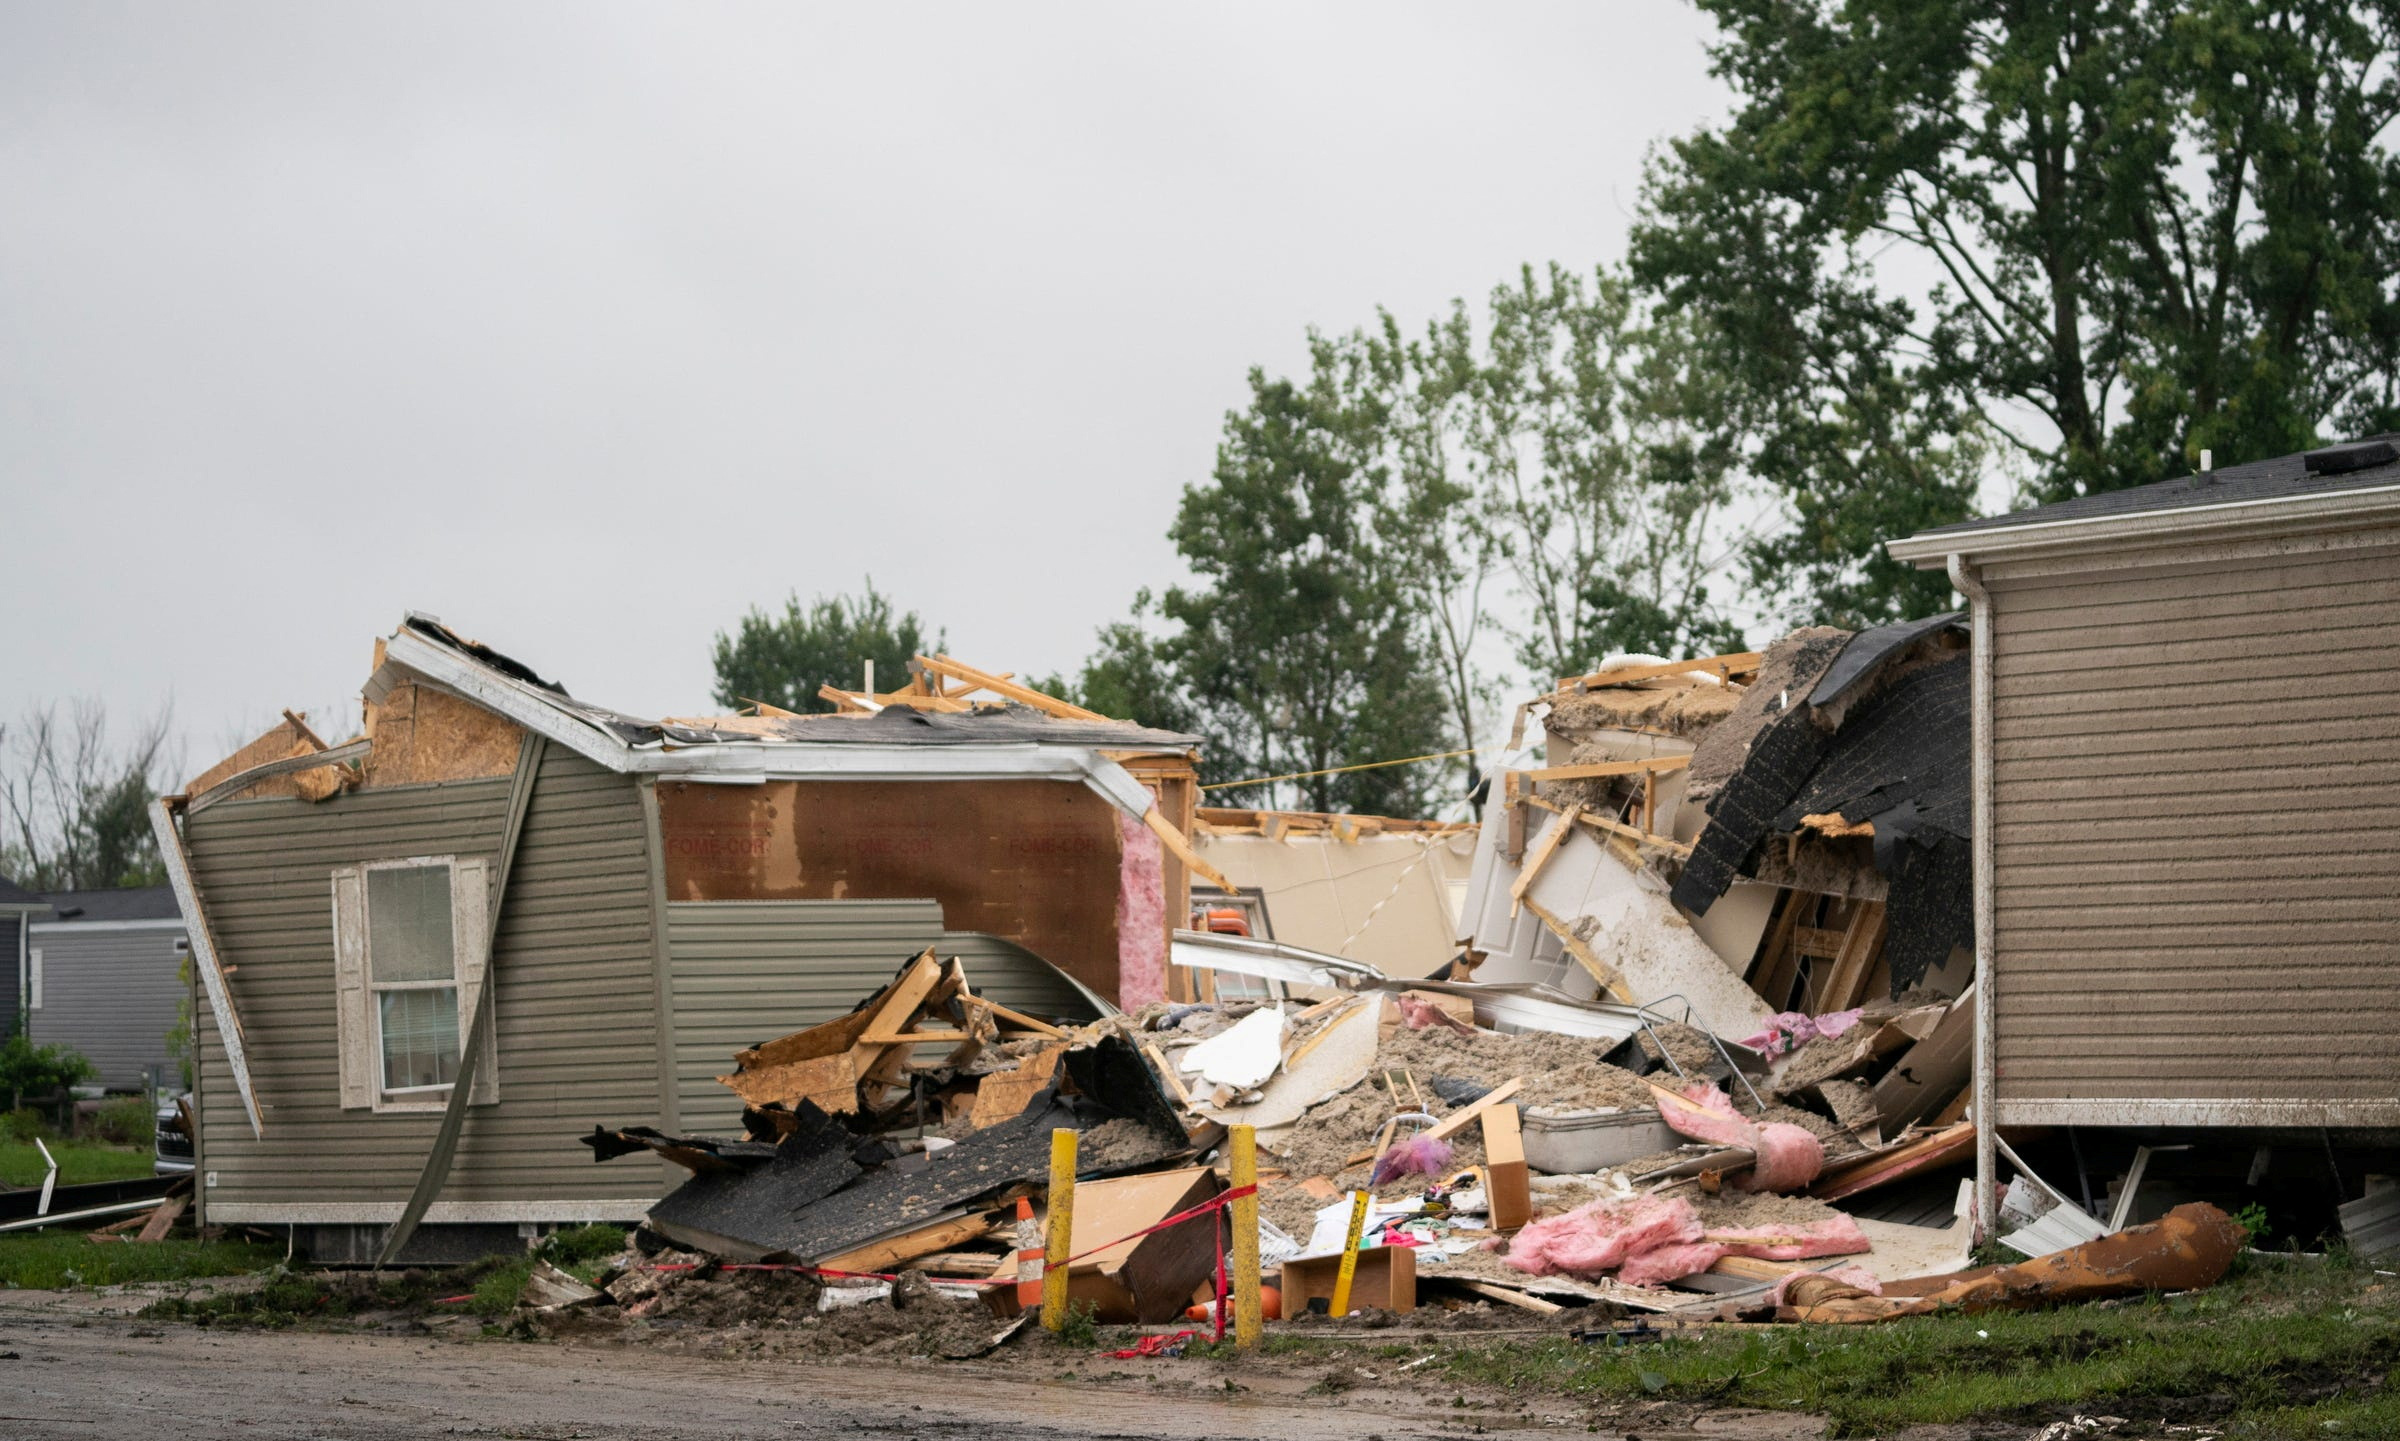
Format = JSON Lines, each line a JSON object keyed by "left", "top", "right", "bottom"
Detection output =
{"left": 658, "top": 778, "right": 1125, "bottom": 1004}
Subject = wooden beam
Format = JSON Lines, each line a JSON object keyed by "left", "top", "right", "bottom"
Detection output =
{"left": 1509, "top": 754, "right": 1692, "bottom": 787}
{"left": 134, "top": 1195, "right": 186, "bottom": 1243}
{"left": 1555, "top": 652, "right": 1764, "bottom": 693}
{"left": 818, "top": 1212, "right": 996, "bottom": 1272}
{"left": 1811, "top": 900, "right": 1888, "bottom": 1013}
{"left": 1520, "top": 794, "right": 1692, "bottom": 858}
{"left": 1143, "top": 803, "right": 1234, "bottom": 891}
{"left": 917, "top": 654, "right": 1105, "bottom": 721}
{"left": 1508, "top": 804, "right": 1581, "bottom": 916}
{"left": 1339, "top": 1079, "right": 1526, "bottom": 1169}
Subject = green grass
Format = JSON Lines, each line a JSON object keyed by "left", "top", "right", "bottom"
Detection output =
{"left": 0, "top": 1140, "right": 155, "bottom": 1187}
{"left": 0, "top": 1233, "right": 280, "bottom": 1290}
{"left": 1371, "top": 1255, "right": 2400, "bottom": 1438}
{"left": 139, "top": 1223, "right": 628, "bottom": 1327}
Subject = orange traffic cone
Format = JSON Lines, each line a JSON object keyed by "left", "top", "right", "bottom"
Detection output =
{"left": 1014, "top": 1196, "right": 1042, "bottom": 1310}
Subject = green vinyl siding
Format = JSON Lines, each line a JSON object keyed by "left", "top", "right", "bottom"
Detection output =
{"left": 665, "top": 899, "right": 1107, "bottom": 1135}
{"left": 188, "top": 748, "right": 668, "bottom": 1214}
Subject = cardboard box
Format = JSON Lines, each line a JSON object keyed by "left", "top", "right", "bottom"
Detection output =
{"left": 1277, "top": 1245, "right": 1416, "bottom": 1316}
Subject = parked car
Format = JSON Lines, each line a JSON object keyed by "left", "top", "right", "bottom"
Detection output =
{"left": 154, "top": 1094, "right": 194, "bottom": 1177}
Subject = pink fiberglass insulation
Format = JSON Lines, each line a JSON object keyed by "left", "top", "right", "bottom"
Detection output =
{"left": 1658, "top": 1082, "right": 1824, "bottom": 1193}
{"left": 1659, "top": 1081, "right": 1758, "bottom": 1150}
{"left": 1741, "top": 1122, "right": 1826, "bottom": 1192}
{"left": 1704, "top": 1213, "right": 1872, "bottom": 1261}
{"left": 1740, "top": 1007, "right": 1865, "bottom": 1056}
{"left": 1370, "top": 1134, "right": 1454, "bottom": 1187}
{"left": 1114, "top": 809, "right": 1167, "bottom": 1009}
{"left": 1619, "top": 1242, "right": 1729, "bottom": 1288}
{"left": 1505, "top": 1194, "right": 1703, "bottom": 1278}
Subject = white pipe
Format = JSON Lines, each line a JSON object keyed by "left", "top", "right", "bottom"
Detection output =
{"left": 1949, "top": 552, "right": 1997, "bottom": 1238}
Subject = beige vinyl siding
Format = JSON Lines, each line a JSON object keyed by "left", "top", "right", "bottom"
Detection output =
{"left": 1987, "top": 529, "right": 2400, "bottom": 1125}
{"left": 189, "top": 748, "right": 670, "bottom": 1217}
{"left": 665, "top": 899, "right": 1105, "bottom": 1135}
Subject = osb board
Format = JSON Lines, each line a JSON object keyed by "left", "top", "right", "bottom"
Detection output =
{"left": 658, "top": 779, "right": 1125, "bottom": 1003}
{"left": 184, "top": 719, "right": 321, "bottom": 801}
{"left": 362, "top": 681, "right": 523, "bottom": 788}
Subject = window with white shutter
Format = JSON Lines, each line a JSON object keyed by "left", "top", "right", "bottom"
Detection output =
{"left": 330, "top": 857, "right": 498, "bottom": 1113}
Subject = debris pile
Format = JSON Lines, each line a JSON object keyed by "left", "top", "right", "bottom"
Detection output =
{"left": 545, "top": 621, "right": 2248, "bottom": 1349}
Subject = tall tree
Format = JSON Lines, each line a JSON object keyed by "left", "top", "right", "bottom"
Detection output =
{"left": 1035, "top": 592, "right": 1207, "bottom": 739}
{"left": 1164, "top": 365, "right": 1452, "bottom": 816}
{"left": 0, "top": 700, "right": 174, "bottom": 891}
{"left": 1634, "top": 0, "right": 2400, "bottom": 622}
{"left": 710, "top": 581, "right": 945, "bottom": 714}
{"left": 1380, "top": 265, "right": 1749, "bottom": 684}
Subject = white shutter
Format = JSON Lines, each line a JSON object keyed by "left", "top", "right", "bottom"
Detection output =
{"left": 330, "top": 866, "right": 373, "bottom": 1110}
{"left": 451, "top": 857, "right": 499, "bottom": 1106}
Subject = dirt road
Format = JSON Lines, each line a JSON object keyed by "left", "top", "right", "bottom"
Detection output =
{"left": 0, "top": 1300, "right": 1830, "bottom": 1441}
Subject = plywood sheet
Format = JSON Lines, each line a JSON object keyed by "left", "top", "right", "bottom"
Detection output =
{"left": 361, "top": 681, "right": 522, "bottom": 788}
{"left": 659, "top": 779, "right": 1124, "bottom": 1003}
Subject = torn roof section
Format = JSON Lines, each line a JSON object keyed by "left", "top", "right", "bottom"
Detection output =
{"left": 1670, "top": 620, "right": 1972, "bottom": 993}
{"left": 371, "top": 613, "right": 1200, "bottom": 793}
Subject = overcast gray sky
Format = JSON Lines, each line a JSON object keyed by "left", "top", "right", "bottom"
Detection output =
{"left": 0, "top": 3, "right": 1728, "bottom": 777}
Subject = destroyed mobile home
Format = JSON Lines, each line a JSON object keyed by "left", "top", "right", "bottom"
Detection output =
{"left": 153, "top": 458, "right": 2397, "bottom": 1346}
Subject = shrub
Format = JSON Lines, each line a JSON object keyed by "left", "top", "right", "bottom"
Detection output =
{"left": 92, "top": 1094, "right": 155, "bottom": 1145}
{"left": 0, "top": 1034, "right": 95, "bottom": 1110}
{"left": 1, "top": 1106, "right": 51, "bottom": 1143}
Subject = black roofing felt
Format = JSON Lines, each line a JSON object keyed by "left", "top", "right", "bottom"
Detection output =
{"left": 634, "top": 1035, "right": 1188, "bottom": 1262}
{"left": 36, "top": 885, "right": 181, "bottom": 924}
{"left": 0, "top": 874, "right": 46, "bottom": 910}
{"left": 1808, "top": 613, "right": 1964, "bottom": 710}
{"left": 1916, "top": 436, "right": 2400, "bottom": 540}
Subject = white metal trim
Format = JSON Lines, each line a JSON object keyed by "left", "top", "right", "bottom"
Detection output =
{"left": 1997, "top": 1098, "right": 2400, "bottom": 1128}
{"left": 151, "top": 799, "right": 263, "bottom": 1138}
{"left": 27, "top": 917, "right": 186, "bottom": 934}
{"left": 204, "top": 1200, "right": 660, "bottom": 1225}
{"left": 1888, "top": 479, "right": 2400, "bottom": 565}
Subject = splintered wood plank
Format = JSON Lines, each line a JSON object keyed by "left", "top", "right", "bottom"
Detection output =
{"left": 1813, "top": 901, "right": 1889, "bottom": 1012}
{"left": 1509, "top": 805, "right": 1581, "bottom": 917}
{"left": 817, "top": 1212, "right": 995, "bottom": 1272}
{"left": 1554, "top": 652, "right": 1766, "bottom": 692}
{"left": 968, "top": 1044, "right": 1069, "bottom": 1128}
{"left": 1512, "top": 754, "right": 1694, "bottom": 785}
{"left": 717, "top": 1051, "right": 860, "bottom": 1112}
{"left": 135, "top": 1196, "right": 187, "bottom": 1243}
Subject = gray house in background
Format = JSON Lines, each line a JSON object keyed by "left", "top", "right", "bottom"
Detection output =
{"left": 0, "top": 874, "right": 50, "bottom": 1040}
{"left": 25, "top": 886, "right": 187, "bottom": 1093}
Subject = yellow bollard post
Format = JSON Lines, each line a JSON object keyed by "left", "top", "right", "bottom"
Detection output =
{"left": 1041, "top": 1128, "right": 1076, "bottom": 1330}
{"left": 1329, "top": 1188, "right": 1370, "bottom": 1318}
{"left": 1230, "top": 1123, "right": 1263, "bottom": 1348}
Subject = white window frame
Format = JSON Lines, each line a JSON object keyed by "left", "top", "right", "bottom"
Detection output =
{"left": 330, "top": 855, "right": 497, "bottom": 1114}
{"left": 26, "top": 947, "right": 40, "bottom": 1010}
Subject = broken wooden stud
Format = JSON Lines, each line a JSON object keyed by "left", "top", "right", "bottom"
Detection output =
{"left": 1230, "top": 1123, "right": 1263, "bottom": 1349}
{"left": 1042, "top": 1128, "right": 1076, "bottom": 1331}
